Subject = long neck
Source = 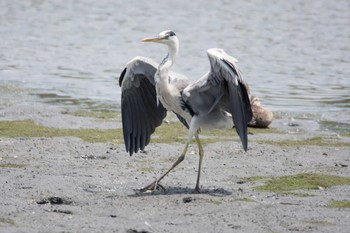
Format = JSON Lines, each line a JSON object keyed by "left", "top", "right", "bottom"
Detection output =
{"left": 155, "top": 39, "right": 179, "bottom": 108}
{"left": 158, "top": 41, "right": 179, "bottom": 81}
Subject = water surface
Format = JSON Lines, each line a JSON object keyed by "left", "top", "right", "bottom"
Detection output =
{"left": 1, "top": 0, "right": 349, "bottom": 131}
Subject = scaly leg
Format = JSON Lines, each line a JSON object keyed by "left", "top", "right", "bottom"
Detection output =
{"left": 140, "top": 142, "right": 190, "bottom": 192}
{"left": 194, "top": 134, "right": 204, "bottom": 193}
{"left": 140, "top": 118, "right": 201, "bottom": 193}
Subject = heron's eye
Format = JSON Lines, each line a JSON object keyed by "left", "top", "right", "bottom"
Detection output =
{"left": 168, "top": 31, "right": 176, "bottom": 37}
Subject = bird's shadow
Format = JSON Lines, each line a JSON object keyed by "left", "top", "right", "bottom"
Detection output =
{"left": 128, "top": 186, "right": 232, "bottom": 197}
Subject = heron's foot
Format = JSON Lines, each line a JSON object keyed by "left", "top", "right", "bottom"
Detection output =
{"left": 139, "top": 180, "right": 165, "bottom": 193}
{"left": 192, "top": 186, "right": 201, "bottom": 194}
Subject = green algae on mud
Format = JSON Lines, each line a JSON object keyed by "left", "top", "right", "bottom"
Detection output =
{"left": 208, "top": 199, "right": 223, "bottom": 205}
{"left": 327, "top": 200, "right": 350, "bottom": 208}
{"left": 255, "top": 173, "right": 350, "bottom": 193}
{"left": 0, "top": 217, "right": 17, "bottom": 227}
{"left": 239, "top": 176, "right": 317, "bottom": 197}
{"left": 154, "top": 120, "right": 349, "bottom": 148}
{"left": 141, "top": 166, "right": 155, "bottom": 172}
{"left": 236, "top": 197, "right": 256, "bottom": 202}
{"left": 152, "top": 122, "right": 285, "bottom": 145}
{"left": 70, "top": 109, "right": 120, "bottom": 120}
{"left": 282, "top": 192, "right": 316, "bottom": 198}
{"left": 0, "top": 120, "right": 122, "bottom": 143}
{"left": 0, "top": 120, "right": 237, "bottom": 144}
{"left": 0, "top": 163, "right": 28, "bottom": 168}
{"left": 3, "top": 119, "right": 346, "bottom": 147}
{"left": 239, "top": 176, "right": 267, "bottom": 183}
{"left": 260, "top": 136, "right": 350, "bottom": 147}
{"left": 302, "top": 220, "right": 335, "bottom": 226}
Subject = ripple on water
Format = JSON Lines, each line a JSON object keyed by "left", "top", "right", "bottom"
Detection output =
{"left": 0, "top": 0, "right": 349, "bottom": 129}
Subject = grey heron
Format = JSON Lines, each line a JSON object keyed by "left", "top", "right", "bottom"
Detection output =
{"left": 119, "top": 30, "right": 252, "bottom": 193}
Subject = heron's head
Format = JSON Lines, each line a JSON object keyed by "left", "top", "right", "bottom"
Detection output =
{"left": 142, "top": 30, "right": 178, "bottom": 47}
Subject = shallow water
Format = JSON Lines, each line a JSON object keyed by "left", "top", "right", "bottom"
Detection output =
{"left": 0, "top": 0, "right": 349, "bottom": 129}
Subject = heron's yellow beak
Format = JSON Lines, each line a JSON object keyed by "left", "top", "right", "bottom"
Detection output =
{"left": 141, "top": 36, "right": 163, "bottom": 42}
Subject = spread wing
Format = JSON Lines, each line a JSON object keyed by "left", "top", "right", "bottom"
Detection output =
{"left": 119, "top": 56, "right": 167, "bottom": 155}
{"left": 182, "top": 49, "right": 252, "bottom": 151}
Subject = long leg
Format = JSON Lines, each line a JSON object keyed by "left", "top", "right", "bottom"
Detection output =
{"left": 140, "top": 117, "right": 200, "bottom": 192}
{"left": 194, "top": 134, "right": 204, "bottom": 193}
{"left": 140, "top": 140, "right": 191, "bottom": 192}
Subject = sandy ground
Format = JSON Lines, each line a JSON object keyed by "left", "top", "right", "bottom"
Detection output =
{"left": 0, "top": 103, "right": 350, "bottom": 233}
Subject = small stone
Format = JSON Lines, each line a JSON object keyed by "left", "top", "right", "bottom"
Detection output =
{"left": 183, "top": 196, "right": 193, "bottom": 203}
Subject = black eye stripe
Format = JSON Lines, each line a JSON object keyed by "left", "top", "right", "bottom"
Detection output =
{"left": 166, "top": 31, "right": 176, "bottom": 37}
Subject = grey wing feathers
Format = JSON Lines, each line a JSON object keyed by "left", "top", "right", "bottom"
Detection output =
{"left": 183, "top": 48, "right": 252, "bottom": 151}
{"left": 119, "top": 57, "right": 167, "bottom": 155}
{"left": 223, "top": 59, "right": 252, "bottom": 151}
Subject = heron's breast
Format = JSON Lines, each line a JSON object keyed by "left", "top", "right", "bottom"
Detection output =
{"left": 156, "top": 85, "right": 185, "bottom": 113}
{"left": 157, "top": 91, "right": 179, "bottom": 112}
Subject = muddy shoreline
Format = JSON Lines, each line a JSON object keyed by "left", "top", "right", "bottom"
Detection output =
{"left": 1, "top": 103, "right": 349, "bottom": 233}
